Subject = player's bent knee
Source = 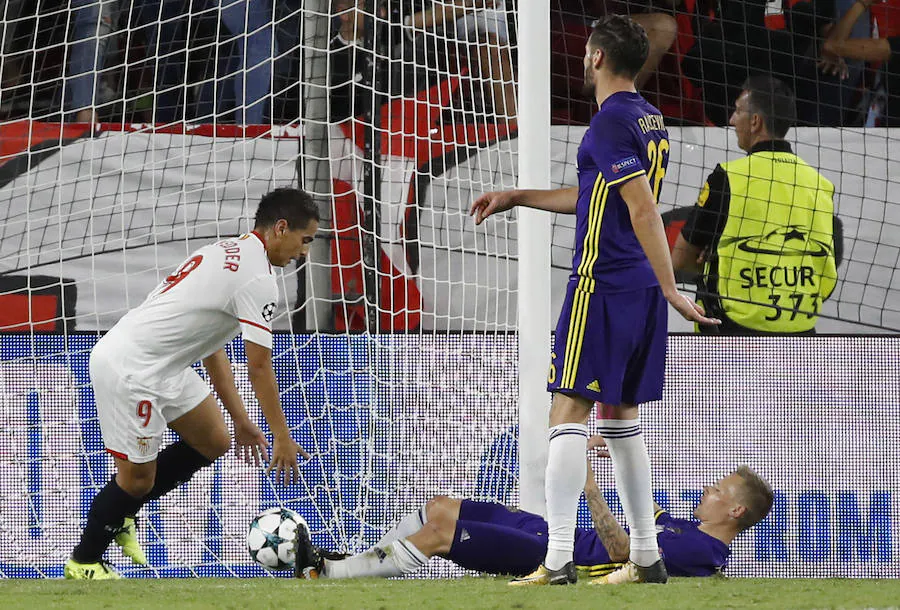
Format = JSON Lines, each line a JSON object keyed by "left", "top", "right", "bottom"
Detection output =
{"left": 420, "top": 517, "right": 454, "bottom": 554}
{"left": 204, "top": 431, "right": 231, "bottom": 461}
{"left": 116, "top": 464, "right": 156, "bottom": 498}
{"left": 181, "top": 434, "right": 229, "bottom": 463}
{"left": 427, "top": 495, "right": 450, "bottom": 511}
{"left": 425, "top": 495, "right": 460, "bottom": 523}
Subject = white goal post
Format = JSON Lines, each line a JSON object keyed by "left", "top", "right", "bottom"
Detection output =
{"left": 515, "top": 0, "right": 552, "bottom": 518}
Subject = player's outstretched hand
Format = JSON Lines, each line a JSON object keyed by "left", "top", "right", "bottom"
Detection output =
{"left": 470, "top": 190, "right": 517, "bottom": 225}
{"left": 268, "top": 436, "right": 310, "bottom": 486}
{"left": 667, "top": 291, "right": 721, "bottom": 326}
{"left": 234, "top": 418, "right": 269, "bottom": 467}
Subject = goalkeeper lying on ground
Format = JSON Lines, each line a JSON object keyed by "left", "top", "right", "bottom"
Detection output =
{"left": 294, "top": 437, "right": 773, "bottom": 583}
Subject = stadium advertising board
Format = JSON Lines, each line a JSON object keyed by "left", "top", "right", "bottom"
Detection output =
{"left": 0, "top": 335, "right": 896, "bottom": 579}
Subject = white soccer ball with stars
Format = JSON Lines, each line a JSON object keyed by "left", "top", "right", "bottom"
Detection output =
{"left": 247, "top": 507, "right": 309, "bottom": 571}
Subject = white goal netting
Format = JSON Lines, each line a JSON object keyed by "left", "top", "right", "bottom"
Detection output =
{"left": 0, "top": 0, "right": 520, "bottom": 578}
{"left": 1, "top": 0, "right": 899, "bottom": 581}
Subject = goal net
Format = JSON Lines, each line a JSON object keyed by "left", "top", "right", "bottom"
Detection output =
{"left": 0, "top": 0, "right": 520, "bottom": 578}
{"left": 1, "top": 0, "right": 898, "bottom": 581}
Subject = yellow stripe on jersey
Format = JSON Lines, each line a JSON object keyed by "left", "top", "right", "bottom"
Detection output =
{"left": 606, "top": 168, "right": 646, "bottom": 187}
{"left": 561, "top": 173, "right": 612, "bottom": 388}
{"left": 576, "top": 173, "right": 606, "bottom": 287}
{"left": 578, "top": 177, "right": 611, "bottom": 294}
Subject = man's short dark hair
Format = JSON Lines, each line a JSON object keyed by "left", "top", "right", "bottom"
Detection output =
{"left": 588, "top": 15, "right": 650, "bottom": 80}
{"left": 254, "top": 187, "right": 320, "bottom": 231}
{"left": 733, "top": 465, "right": 774, "bottom": 532}
{"left": 741, "top": 75, "right": 796, "bottom": 139}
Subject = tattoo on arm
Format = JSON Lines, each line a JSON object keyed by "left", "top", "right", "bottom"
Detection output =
{"left": 584, "top": 484, "right": 630, "bottom": 562}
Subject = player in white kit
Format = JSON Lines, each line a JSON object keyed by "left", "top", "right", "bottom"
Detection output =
{"left": 64, "top": 187, "right": 320, "bottom": 579}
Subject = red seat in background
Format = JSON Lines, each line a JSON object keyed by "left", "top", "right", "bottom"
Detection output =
{"left": 871, "top": 0, "right": 900, "bottom": 38}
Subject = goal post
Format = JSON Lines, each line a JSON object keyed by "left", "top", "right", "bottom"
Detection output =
{"left": 515, "top": 0, "right": 552, "bottom": 518}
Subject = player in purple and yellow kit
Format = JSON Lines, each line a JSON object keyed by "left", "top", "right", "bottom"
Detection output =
{"left": 293, "top": 437, "right": 774, "bottom": 581}
{"left": 469, "top": 15, "right": 720, "bottom": 586}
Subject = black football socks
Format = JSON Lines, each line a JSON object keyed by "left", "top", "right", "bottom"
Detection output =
{"left": 72, "top": 478, "right": 143, "bottom": 563}
{"left": 72, "top": 440, "right": 213, "bottom": 563}
{"left": 143, "top": 440, "right": 214, "bottom": 503}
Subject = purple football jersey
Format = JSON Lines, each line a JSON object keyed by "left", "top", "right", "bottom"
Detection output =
{"left": 572, "top": 91, "right": 670, "bottom": 293}
{"left": 574, "top": 511, "right": 731, "bottom": 577}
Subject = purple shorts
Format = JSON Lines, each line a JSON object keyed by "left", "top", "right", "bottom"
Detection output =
{"left": 458, "top": 500, "right": 548, "bottom": 536}
{"left": 547, "top": 283, "right": 667, "bottom": 405}
{"left": 448, "top": 500, "right": 548, "bottom": 575}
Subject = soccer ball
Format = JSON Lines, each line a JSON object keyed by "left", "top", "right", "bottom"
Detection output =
{"left": 247, "top": 507, "right": 309, "bottom": 571}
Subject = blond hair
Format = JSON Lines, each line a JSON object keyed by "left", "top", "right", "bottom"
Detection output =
{"left": 733, "top": 465, "right": 774, "bottom": 531}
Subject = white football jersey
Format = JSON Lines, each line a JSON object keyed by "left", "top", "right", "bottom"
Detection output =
{"left": 98, "top": 232, "right": 278, "bottom": 384}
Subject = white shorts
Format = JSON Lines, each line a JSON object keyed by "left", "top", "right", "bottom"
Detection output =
{"left": 89, "top": 344, "right": 211, "bottom": 464}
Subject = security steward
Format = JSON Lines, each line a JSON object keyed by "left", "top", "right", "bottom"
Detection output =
{"left": 672, "top": 75, "right": 838, "bottom": 335}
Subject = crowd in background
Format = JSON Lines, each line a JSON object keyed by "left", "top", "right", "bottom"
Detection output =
{"left": 0, "top": 0, "right": 897, "bottom": 126}
{"left": 554, "top": 0, "right": 896, "bottom": 127}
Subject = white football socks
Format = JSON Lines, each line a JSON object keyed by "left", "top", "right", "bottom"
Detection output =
{"left": 375, "top": 505, "right": 428, "bottom": 548}
{"left": 324, "top": 504, "right": 430, "bottom": 579}
{"left": 323, "top": 539, "right": 429, "bottom": 579}
{"left": 598, "top": 416, "right": 660, "bottom": 567}
{"left": 544, "top": 423, "right": 589, "bottom": 571}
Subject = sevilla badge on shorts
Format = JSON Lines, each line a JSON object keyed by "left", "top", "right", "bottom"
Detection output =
{"left": 136, "top": 436, "right": 159, "bottom": 457}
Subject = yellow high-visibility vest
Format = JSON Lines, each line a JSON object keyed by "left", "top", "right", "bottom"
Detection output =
{"left": 705, "top": 151, "right": 837, "bottom": 333}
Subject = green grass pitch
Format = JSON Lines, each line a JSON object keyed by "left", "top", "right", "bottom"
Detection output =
{"left": 4, "top": 577, "right": 900, "bottom": 609}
